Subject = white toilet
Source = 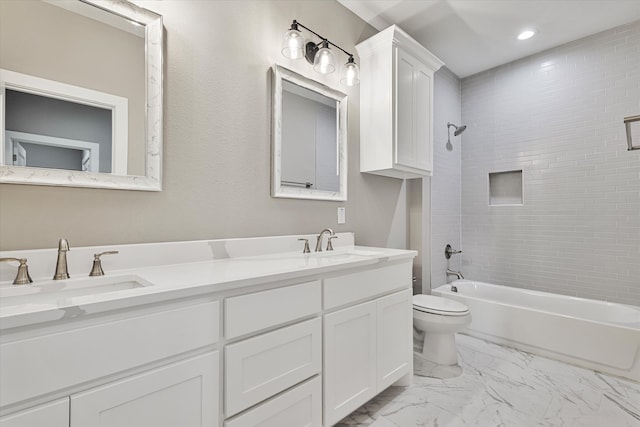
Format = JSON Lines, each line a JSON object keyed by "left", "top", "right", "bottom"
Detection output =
{"left": 412, "top": 294, "right": 471, "bottom": 367}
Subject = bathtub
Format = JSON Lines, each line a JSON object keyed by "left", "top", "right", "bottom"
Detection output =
{"left": 432, "top": 280, "right": 640, "bottom": 382}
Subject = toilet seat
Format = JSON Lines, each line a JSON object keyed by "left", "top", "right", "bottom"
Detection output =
{"left": 413, "top": 295, "right": 469, "bottom": 316}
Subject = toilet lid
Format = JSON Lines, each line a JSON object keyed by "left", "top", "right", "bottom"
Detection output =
{"left": 413, "top": 294, "right": 469, "bottom": 316}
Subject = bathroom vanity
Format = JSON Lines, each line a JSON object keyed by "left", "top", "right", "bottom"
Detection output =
{"left": 0, "top": 234, "right": 415, "bottom": 427}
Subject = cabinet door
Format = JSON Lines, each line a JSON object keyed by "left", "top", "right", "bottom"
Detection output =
{"left": 395, "top": 48, "right": 416, "bottom": 169}
{"left": 225, "top": 318, "right": 321, "bottom": 417}
{"left": 70, "top": 351, "right": 219, "bottom": 427}
{"left": 323, "top": 301, "right": 377, "bottom": 427}
{"left": 377, "top": 289, "right": 412, "bottom": 391}
{"left": 395, "top": 48, "right": 433, "bottom": 173}
{"left": 225, "top": 376, "right": 322, "bottom": 427}
{"left": 413, "top": 63, "right": 432, "bottom": 172}
{"left": 0, "top": 398, "right": 69, "bottom": 427}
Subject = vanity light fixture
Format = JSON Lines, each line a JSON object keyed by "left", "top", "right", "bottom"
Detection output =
{"left": 281, "top": 20, "right": 359, "bottom": 86}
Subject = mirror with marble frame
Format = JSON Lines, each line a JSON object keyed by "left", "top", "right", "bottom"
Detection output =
{"left": 271, "top": 65, "right": 347, "bottom": 201}
{"left": 0, "top": 0, "right": 163, "bottom": 191}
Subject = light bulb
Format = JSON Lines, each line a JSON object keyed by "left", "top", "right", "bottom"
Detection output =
{"left": 281, "top": 24, "right": 304, "bottom": 59}
{"left": 340, "top": 57, "right": 359, "bottom": 86}
{"left": 313, "top": 41, "right": 335, "bottom": 74}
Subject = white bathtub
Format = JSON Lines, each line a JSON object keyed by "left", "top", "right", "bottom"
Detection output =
{"left": 432, "top": 280, "right": 640, "bottom": 382}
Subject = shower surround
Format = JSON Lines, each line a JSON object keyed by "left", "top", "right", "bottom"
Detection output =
{"left": 459, "top": 20, "right": 640, "bottom": 305}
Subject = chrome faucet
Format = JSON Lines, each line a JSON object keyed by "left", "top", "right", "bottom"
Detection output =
{"left": 53, "top": 238, "right": 70, "bottom": 280}
{"left": 446, "top": 269, "right": 464, "bottom": 280}
{"left": 314, "top": 228, "right": 335, "bottom": 252}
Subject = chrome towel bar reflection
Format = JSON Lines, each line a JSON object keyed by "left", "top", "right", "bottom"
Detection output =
{"left": 281, "top": 180, "right": 314, "bottom": 188}
{"left": 624, "top": 115, "right": 640, "bottom": 151}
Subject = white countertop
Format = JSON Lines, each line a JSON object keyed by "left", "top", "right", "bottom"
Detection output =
{"left": 0, "top": 241, "right": 416, "bottom": 330}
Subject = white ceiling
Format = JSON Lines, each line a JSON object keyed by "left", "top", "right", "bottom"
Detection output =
{"left": 338, "top": 0, "right": 640, "bottom": 78}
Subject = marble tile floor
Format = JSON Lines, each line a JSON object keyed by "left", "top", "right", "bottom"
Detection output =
{"left": 336, "top": 334, "right": 640, "bottom": 427}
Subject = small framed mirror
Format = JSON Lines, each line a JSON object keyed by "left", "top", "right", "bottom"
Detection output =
{"left": 0, "top": 0, "right": 163, "bottom": 191}
{"left": 271, "top": 65, "right": 347, "bottom": 201}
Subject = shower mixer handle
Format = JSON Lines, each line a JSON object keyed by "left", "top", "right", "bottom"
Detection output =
{"left": 445, "top": 244, "right": 462, "bottom": 259}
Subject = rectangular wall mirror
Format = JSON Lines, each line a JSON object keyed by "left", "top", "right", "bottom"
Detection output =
{"left": 0, "top": 0, "right": 163, "bottom": 191}
{"left": 271, "top": 65, "right": 347, "bottom": 201}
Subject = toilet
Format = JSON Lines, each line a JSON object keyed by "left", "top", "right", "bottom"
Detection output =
{"left": 412, "top": 294, "right": 471, "bottom": 368}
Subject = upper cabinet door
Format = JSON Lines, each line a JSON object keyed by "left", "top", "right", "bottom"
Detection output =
{"left": 395, "top": 49, "right": 416, "bottom": 169}
{"left": 395, "top": 49, "right": 432, "bottom": 172}
{"left": 357, "top": 25, "right": 443, "bottom": 179}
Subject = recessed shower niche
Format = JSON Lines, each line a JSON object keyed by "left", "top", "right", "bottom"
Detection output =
{"left": 489, "top": 170, "right": 523, "bottom": 206}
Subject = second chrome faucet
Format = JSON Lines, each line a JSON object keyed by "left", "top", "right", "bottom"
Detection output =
{"left": 314, "top": 228, "right": 336, "bottom": 252}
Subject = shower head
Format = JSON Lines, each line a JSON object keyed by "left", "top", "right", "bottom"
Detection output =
{"left": 447, "top": 122, "right": 467, "bottom": 136}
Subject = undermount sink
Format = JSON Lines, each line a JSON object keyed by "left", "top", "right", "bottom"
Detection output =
{"left": 311, "top": 249, "right": 383, "bottom": 260}
{"left": 0, "top": 274, "right": 153, "bottom": 308}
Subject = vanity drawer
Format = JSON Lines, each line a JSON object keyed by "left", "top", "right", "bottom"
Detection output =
{"left": 225, "top": 317, "right": 321, "bottom": 417}
{"left": 0, "top": 300, "right": 219, "bottom": 408}
{"left": 225, "top": 281, "right": 321, "bottom": 339}
{"left": 324, "top": 262, "right": 412, "bottom": 310}
{"left": 225, "top": 376, "right": 321, "bottom": 427}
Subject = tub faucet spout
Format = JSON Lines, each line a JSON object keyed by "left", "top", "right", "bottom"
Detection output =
{"left": 446, "top": 269, "right": 464, "bottom": 280}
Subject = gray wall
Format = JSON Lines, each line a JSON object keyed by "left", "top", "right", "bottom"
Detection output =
{"left": 0, "top": 1, "right": 408, "bottom": 251}
{"left": 430, "top": 67, "right": 462, "bottom": 291}
{"left": 460, "top": 20, "right": 640, "bottom": 305}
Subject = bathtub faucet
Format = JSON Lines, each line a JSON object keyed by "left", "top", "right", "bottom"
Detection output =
{"left": 446, "top": 269, "right": 463, "bottom": 292}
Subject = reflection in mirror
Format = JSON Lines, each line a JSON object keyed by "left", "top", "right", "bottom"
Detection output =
{"left": 281, "top": 81, "right": 339, "bottom": 192}
{"left": 272, "top": 65, "right": 347, "bottom": 201}
{"left": 0, "top": 0, "right": 163, "bottom": 191}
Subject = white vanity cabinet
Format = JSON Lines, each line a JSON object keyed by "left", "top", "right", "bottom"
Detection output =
{"left": 0, "top": 298, "right": 220, "bottom": 427}
{"left": 223, "top": 281, "right": 323, "bottom": 426}
{"left": 357, "top": 25, "right": 444, "bottom": 178}
{"left": 0, "top": 238, "right": 416, "bottom": 427}
{"left": 70, "top": 351, "right": 219, "bottom": 426}
{"left": 0, "top": 398, "right": 69, "bottom": 427}
{"left": 323, "top": 264, "right": 413, "bottom": 426}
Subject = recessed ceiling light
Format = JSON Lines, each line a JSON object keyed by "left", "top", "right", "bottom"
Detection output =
{"left": 517, "top": 30, "right": 536, "bottom": 41}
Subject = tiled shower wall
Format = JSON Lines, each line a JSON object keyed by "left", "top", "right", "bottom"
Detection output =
{"left": 460, "top": 20, "right": 640, "bottom": 305}
{"left": 430, "top": 67, "right": 462, "bottom": 290}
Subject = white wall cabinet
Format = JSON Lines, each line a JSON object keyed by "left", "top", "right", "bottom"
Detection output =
{"left": 357, "top": 25, "right": 444, "bottom": 178}
{"left": 324, "top": 289, "right": 413, "bottom": 427}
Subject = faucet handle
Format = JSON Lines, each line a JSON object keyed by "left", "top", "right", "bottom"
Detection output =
{"left": 0, "top": 257, "right": 33, "bottom": 285}
{"left": 89, "top": 251, "right": 119, "bottom": 277}
{"left": 297, "top": 239, "right": 310, "bottom": 254}
{"left": 444, "top": 244, "right": 462, "bottom": 259}
{"left": 327, "top": 235, "right": 338, "bottom": 251}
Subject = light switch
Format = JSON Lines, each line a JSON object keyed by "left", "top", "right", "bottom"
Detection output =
{"left": 337, "top": 207, "right": 346, "bottom": 224}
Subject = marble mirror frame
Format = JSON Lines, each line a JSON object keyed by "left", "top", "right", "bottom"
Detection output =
{"left": 271, "top": 65, "right": 348, "bottom": 201}
{"left": 0, "top": 0, "right": 163, "bottom": 191}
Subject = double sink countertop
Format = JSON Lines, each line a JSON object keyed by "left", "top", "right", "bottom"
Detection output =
{"left": 0, "top": 233, "right": 416, "bottom": 329}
